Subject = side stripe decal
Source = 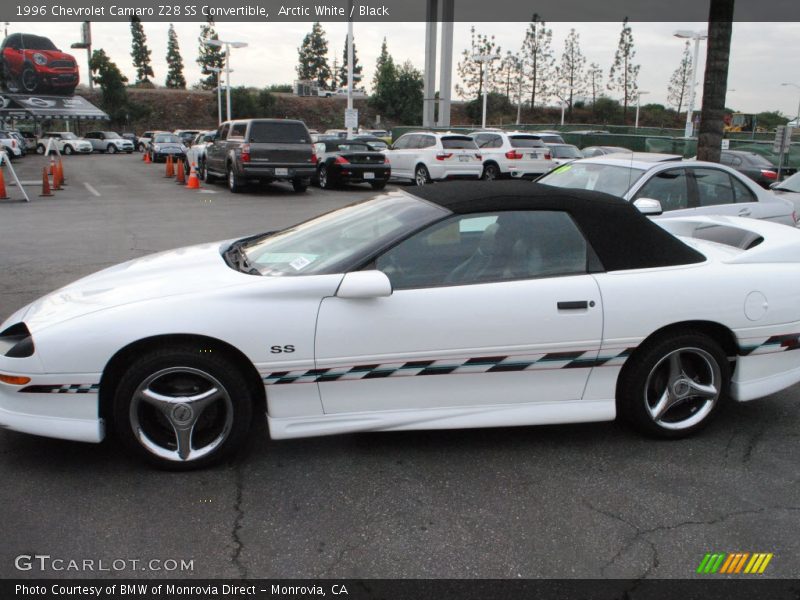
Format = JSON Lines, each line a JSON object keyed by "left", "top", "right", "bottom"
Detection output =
{"left": 262, "top": 348, "right": 636, "bottom": 386}
{"left": 20, "top": 383, "right": 100, "bottom": 394}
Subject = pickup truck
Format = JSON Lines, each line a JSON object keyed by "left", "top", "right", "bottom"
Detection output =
{"left": 202, "top": 119, "right": 316, "bottom": 193}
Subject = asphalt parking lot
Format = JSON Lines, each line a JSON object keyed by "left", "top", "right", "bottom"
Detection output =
{"left": 0, "top": 152, "right": 798, "bottom": 580}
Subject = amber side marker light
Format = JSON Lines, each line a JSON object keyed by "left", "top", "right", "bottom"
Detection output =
{"left": 0, "top": 374, "right": 31, "bottom": 385}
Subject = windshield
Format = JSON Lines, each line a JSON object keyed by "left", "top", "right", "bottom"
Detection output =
{"left": 60, "top": 133, "right": 78, "bottom": 140}
{"left": 328, "top": 142, "right": 371, "bottom": 152}
{"left": 239, "top": 194, "right": 447, "bottom": 276}
{"left": 776, "top": 172, "right": 800, "bottom": 192}
{"left": 103, "top": 132, "right": 121, "bottom": 138}
{"left": 154, "top": 134, "right": 180, "bottom": 144}
{"left": 539, "top": 162, "right": 646, "bottom": 198}
{"left": 23, "top": 35, "right": 58, "bottom": 51}
{"left": 509, "top": 136, "right": 545, "bottom": 148}
{"left": 551, "top": 146, "right": 582, "bottom": 159}
{"left": 249, "top": 122, "right": 309, "bottom": 144}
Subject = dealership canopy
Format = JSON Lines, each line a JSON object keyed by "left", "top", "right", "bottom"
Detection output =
{"left": 0, "top": 93, "right": 108, "bottom": 121}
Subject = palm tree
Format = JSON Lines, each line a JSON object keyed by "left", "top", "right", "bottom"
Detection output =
{"left": 696, "top": 0, "right": 735, "bottom": 162}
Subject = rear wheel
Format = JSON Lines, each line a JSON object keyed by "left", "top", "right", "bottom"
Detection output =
{"left": 414, "top": 165, "right": 431, "bottom": 186}
{"left": 63, "top": 145, "right": 74, "bottom": 155}
{"left": 318, "top": 165, "right": 333, "bottom": 189}
{"left": 482, "top": 163, "right": 500, "bottom": 181}
{"left": 112, "top": 347, "right": 253, "bottom": 470}
{"left": 227, "top": 164, "right": 243, "bottom": 193}
{"left": 617, "top": 332, "right": 730, "bottom": 438}
{"left": 36, "top": 144, "right": 45, "bottom": 155}
{"left": 292, "top": 178, "right": 308, "bottom": 193}
{"left": 107, "top": 144, "right": 117, "bottom": 154}
{"left": 370, "top": 181, "right": 387, "bottom": 191}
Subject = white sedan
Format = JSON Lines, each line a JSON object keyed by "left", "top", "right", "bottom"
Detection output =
{"left": 2, "top": 181, "right": 800, "bottom": 469}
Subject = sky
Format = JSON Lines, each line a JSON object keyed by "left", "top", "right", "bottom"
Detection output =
{"left": 17, "top": 20, "right": 800, "bottom": 119}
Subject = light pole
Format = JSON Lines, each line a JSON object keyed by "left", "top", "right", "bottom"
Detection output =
{"left": 207, "top": 66, "right": 232, "bottom": 126}
{"left": 635, "top": 90, "right": 649, "bottom": 128}
{"left": 781, "top": 82, "right": 800, "bottom": 125}
{"left": 204, "top": 38, "right": 248, "bottom": 122}
{"left": 674, "top": 29, "right": 707, "bottom": 138}
{"left": 472, "top": 53, "right": 498, "bottom": 129}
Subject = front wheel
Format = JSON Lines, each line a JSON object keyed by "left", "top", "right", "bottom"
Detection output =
{"left": 112, "top": 347, "right": 254, "bottom": 470}
{"left": 414, "top": 165, "right": 431, "bottom": 186}
{"left": 107, "top": 144, "right": 117, "bottom": 154}
{"left": 617, "top": 332, "right": 730, "bottom": 438}
{"left": 63, "top": 145, "right": 74, "bottom": 155}
{"left": 36, "top": 144, "right": 45, "bottom": 155}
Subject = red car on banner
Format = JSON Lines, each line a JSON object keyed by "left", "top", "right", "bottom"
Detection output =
{"left": 1, "top": 33, "right": 79, "bottom": 95}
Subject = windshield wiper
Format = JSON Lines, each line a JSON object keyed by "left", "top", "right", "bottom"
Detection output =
{"left": 224, "top": 242, "right": 261, "bottom": 275}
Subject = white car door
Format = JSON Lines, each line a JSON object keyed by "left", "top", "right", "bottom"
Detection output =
{"left": 387, "top": 134, "right": 416, "bottom": 179}
{"left": 314, "top": 210, "right": 604, "bottom": 415}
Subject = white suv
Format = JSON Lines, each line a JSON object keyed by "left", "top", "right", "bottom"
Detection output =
{"left": 470, "top": 131, "right": 555, "bottom": 180}
{"left": 386, "top": 132, "right": 482, "bottom": 185}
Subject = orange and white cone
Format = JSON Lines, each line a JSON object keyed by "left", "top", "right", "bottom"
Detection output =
{"left": 175, "top": 158, "right": 186, "bottom": 184}
{"left": 165, "top": 155, "right": 174, "bottom": 178}
{"left": 186, "top": 162, "right": 201, "bottom": 190}
{"left": 0, "top": 166, "right": 8, "bottom": 200}
{"left": 58, "top": 157, "right": 66, "bottom": 184}
{"left": 39, "top": 167, "right": 53, "bottom": 197}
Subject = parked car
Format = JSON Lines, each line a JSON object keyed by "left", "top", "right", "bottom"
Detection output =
{"left": 385, "top": 132, "right": 482, "bottom": 185}
{"left": 121, "top": 133, "right": 138, "bottom": 148}
{"left": 719, "top": 150, "right": 779, "bottom": 188}
{"left": 4, "top": 182, "right": 800, "bottom": 468}
{"left": 769, "top": 171, "right": 800, "bottom": 215}
{"left": 323, "top": 129, "right": 349, "bottom": 139}
{"left": 313, "top": 139, "right": 390, "bottom": 190}
{"left": 537, "top": 155, "right": 796, "bottom": 226}
{"left": 470, "top": 130, "right": 554, "bottom": 180}
{"left": 6, "top": 131, "right": 27, "bottom": 156}
{"left": 84, "top": 131, "right": 135, "bottom": 154}
{"left": 175, "top": 129, "right": 201, "bottom": 147}
{"left": 581, "top": 145, "right": 634, "bottom": 158}
{"left": 147, "top": 133, "right": 187, "bottom": 163}
{"left": 351, "top": 135, "right": 389, "bottom": 151}
{"left": 203, "top": 119, "right": 315, "bottom": 193}
{"left": 188, "top": 130, "right": 217, "bottom": 170}
{"left": 0, "top": 130, "right": 22, "bottom": 160}
{"left": 36, "top": 132, "right": 92, "bottom": 155}
{"left": 531, "top": 131, "right": 566, "bottom": 144}
{"left": 547, "top": 143, "right": 584, "bottom": 165}
{"left": 0, "top": 33, "right": 79, "bottom": 95}
{"left": 137, "top": 131, "right": 163, "bottom": 153}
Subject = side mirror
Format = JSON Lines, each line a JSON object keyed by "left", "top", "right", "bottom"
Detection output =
{"left": 633, "top": 198, "right": 664, "bottom": 216}
{"left": 336, "top": 270, "right": 392, "bottom": 299}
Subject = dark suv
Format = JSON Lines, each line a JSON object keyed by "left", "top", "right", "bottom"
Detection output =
{"left": 203, "top": 119, "right": 316, "bottom": 193}
{"left": 1, "top": 33, "right": 79, "bottom": 95}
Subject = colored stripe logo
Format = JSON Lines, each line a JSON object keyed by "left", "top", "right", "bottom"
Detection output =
{"left": 697, "top": 552, "right": 773, "bottom": 574}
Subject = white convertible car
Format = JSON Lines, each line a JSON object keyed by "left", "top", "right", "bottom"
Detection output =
{"left": 2, "top": 181, "right": 800, "bottom": 469}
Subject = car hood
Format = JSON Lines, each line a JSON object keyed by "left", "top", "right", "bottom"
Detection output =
{"left": 24, "top": 49, "right": 75, "bottom": 62}
{"left": 16, "top": 241, "right": 246, "bottom": 333}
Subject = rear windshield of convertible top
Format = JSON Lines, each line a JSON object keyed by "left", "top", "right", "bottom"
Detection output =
{"left": 249, "top": 122, "right": 310, "bottom": 144}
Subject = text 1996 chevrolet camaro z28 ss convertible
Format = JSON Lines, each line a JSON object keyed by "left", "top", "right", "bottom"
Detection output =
{"left": 1, "top": 181, "right": 800, "bottom": 469}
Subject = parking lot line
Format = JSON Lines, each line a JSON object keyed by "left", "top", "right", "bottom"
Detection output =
{"left": 83, "top": 182, "right": 101, "bottom": 197}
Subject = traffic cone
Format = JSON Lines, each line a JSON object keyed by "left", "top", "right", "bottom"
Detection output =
{"left": 52, "top": 162, "right": 62, "bottom": 190}
{"left": 165, "top": 155, "right": 174, "bottom": 178}
{"left": 39, "top": 167, "right": 53, "bottom": 197}
{"left": 0, "top": 167, "right": 8, "bottom": 200}
{"left": 175, "top": 158, "right": 186, "bottom": 184}
{"left": 144, "top": 151, "right": 152, "bottom": 164}
{"left": 58, "top": 158, "right": 66, "bottom": 184}
{"left": 186, "top": 162, "right": 201, "bottom": 189}
{"left": 142, "top": 150, "right": 147, "bottom": 161}
{"left": 49, "top": 156, "right": 56, "bottom": 176}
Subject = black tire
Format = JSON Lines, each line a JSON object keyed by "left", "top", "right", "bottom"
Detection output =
{"left": 112, "top": 346, "right": 254, "bottom": 470}
{"left": 617, "top": 331, "right": 730, "bottom": 439}
{"left": 292, "top": 178, "right": 308, "bottom": 193}
{"left": 107, "top": 144, "right": 117, "bottom": 154}
{"left": 20, "top": 64, "right": 38, "bottom": 93}
{"left": 200, "top": 160, "right": 217, "bottom": 183}
{"left": 482, "top": 163, "right": 501, "bottom": 181}
{"left": 414, "top": 164, "right": 431, "bottom": 186}
{"left": 370, "top": 181, "right": 387, "bottom": 191}
{"left": 318, "top": 165, "right": 333, "bottom": 189}
{"left": 138, "top": 143, "right": 146, "bottom": 153}
{"left": 227, "top": 164, "right": 243, "bottom": 193}
{"left": 36, "top": 144, "right": 45, "bottom": 155}
{"left": 63, "top": 145, "right": 74, "bottom": 155}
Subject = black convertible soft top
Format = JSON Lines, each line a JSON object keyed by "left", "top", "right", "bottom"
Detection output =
{"left": 408, "top": 180, "right": 705, "bottom": 271}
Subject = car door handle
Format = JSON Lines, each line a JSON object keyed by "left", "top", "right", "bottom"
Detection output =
{"left": 557, "top": 300, "right": 591, "bottom": 310}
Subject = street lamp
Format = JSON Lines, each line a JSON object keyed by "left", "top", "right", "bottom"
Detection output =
{"left": 207, "top": 66, "right": 233, "bottom": 126}
{"left": 674, "top": 30, "right": 708, "bottom": 138}
{"left": 203, "top": 38, "right": 248, "bottom": 122}
{"left": 472, "top": 53, "right": 498, "bottom": 129}
{"left": 781, "top": 82, "right": 800, "bottom": 125}
{"left": 635, "top": 90, "right": 649, "bottom": 129}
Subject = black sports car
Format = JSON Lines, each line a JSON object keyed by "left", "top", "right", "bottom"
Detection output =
{"left": 313, "top": 140, "right": 390, "bottom": 190}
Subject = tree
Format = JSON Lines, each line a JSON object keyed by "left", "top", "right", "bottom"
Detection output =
{"left": 586, "top": 62, "right": 603, "bottom": 116}
{"left": 390, "top": 61, "right": 424, "bottom": 125}
{"left": 90, "top": 49, "right": 129, "bottom": 121}
{"left": 338, "top": 35, "right": 363, "bottom": 89}
{"left": 370, "top": 37, "right": 397, "bottom": 115}
{"left": 521, "top": 15, "right": 555, "bottom": 110}
{"left": 129, "top": 16, "right": 154, "bottom": 84}
{"left": 297, "top": 22, "right": 332, "bottom": 90}
{"left": 608, "top": 17, "right": 640, "bottom": 122}
{"left": 498, "top": 51, "right": 523, "bottom": 101}
{"left": 455, "top": 26, "right": 501, "bottom": 100}
{"left": 557, "top": 29, "right": 586, "bottom": 119}
{"left": 197, "top": 19, "right": 226, "bottom": 90}
{"left": 697, "top": 0, "right": 735, "bottom": 162}
{"left": 165, "top": 24, "right": 186, "bottom": 89}
{"left": 667, "top": 41, "right": 692, "bottom": 114}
